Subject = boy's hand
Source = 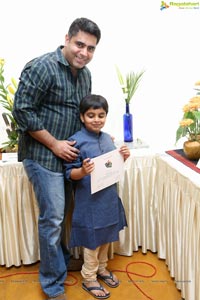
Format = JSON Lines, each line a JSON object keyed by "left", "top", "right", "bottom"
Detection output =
{"left": 119, "top": 145, "right": 130, "bottom": 161}
{"left": 82, "top": 158, "right": 95, "bottom": 175}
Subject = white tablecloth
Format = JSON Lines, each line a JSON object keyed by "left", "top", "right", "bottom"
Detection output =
{"left": 1, "top": 149, "right": 200, "bottom": 300}
{"left": 155, "top": 153, "right": 200, "bottom": 300}
{"left": 0, "top": 161, "right": 39, "bottom": 266}
{"left": 114, "top": 149, "right": 158, "bottom": 255}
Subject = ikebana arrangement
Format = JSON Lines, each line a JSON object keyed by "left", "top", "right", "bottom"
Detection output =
{"left": 115, "top": 66, "right": 145, "bottom": 142}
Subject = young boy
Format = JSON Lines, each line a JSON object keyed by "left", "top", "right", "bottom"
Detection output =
{"left": 63, "top": 94, "right": 130, "bottom": 299}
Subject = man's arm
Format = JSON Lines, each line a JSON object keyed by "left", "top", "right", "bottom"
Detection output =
{"left": 29, "top": 130, "right": 79, "bottom": 161}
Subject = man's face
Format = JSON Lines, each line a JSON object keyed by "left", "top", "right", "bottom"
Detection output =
{"left": 63, "top": 31, "right": 97, "bottom": 69}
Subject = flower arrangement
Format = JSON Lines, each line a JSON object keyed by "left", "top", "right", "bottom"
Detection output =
{"left": 176, "top": 81, "right": 200, "bottom": 144}
{"left": 115, "top": 66, "right": 145, "bottom": 143}
{"left": 0, "top": 58, "right": 18, "bottom": 151}
{"left": 115, "top": 66, "right": 145, "bottom": 104}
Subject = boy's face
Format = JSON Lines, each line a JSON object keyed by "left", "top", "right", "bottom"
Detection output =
{"left": 80, "top": 108, "right": 107, "bottom": 134}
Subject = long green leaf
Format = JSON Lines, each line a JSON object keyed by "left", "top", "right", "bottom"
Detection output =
{"left": 115, "top": 66, "right": 145, "bottom": 104}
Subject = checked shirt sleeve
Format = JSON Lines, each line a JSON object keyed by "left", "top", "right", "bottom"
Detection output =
{"left": 12, "top": 61, "right": 51, "bottom": 133}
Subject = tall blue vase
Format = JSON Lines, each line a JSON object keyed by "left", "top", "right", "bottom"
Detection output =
{"left": 123, "top": 103, "right": 133, "bottom": 142}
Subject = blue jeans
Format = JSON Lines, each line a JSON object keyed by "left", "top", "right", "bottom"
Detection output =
{"left": 23, "top": 159, "right": 71, "bottom": 297}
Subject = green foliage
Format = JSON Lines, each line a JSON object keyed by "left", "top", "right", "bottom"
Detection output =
{"left": 0, "top": 59, "right": 18, "bottom": 151}
{"left": 116, "top": 65, "right": 145, "bottom": 104}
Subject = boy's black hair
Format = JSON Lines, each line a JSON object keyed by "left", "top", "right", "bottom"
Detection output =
{"left": 80, "top": 94, "right": 108, "bottom": 115}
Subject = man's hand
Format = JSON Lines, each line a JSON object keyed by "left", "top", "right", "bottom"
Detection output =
{"left": 52, "top": 140, "right": 79, "bottom": 161}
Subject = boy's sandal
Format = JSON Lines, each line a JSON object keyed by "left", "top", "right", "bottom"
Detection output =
{"left": 97, "top": 271, "right": 119, "bottom": 288}
{"left": 82, "top": 282, "right": 110, "bottom": 299}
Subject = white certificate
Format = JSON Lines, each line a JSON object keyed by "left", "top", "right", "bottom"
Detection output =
{"left": 90, "top": 149, "right": 124, "bottom": 194}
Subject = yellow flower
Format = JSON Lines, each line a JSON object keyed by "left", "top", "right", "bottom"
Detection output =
{"left": 7, "top": 84, "right": 16, "bottom": 95}
{"left": 0, "top": 58, "right": 5, "bottom": 67}
{"left": 179, "top": 119, "right": 194, "bottom": 127}
{"left": 0, "top": 58, "right": 18, "bottom": 151}
{"left": 6, "top": 94, "right": 14, "bottom": 106}
{"left": 195, "top": 80, "right": 200, "bottom": 86}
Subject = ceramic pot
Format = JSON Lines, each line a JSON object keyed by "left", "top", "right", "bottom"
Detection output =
{"left": 183, "top": 140, "right": 200, "bottom": 160}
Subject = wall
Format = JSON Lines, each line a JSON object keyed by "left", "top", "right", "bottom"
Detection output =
{"left": 1, "top": 0, "right": 200, "bottom": 151}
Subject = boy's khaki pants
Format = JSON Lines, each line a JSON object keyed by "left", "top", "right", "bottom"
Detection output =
{"left": 81, "top": 243, "right": 109, "bottom": 282}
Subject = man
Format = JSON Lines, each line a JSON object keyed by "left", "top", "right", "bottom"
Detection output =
{"left": 12, "top": 17, "right": 101, "bottom": 300}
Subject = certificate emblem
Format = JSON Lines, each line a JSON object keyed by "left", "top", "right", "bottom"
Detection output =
{"left": 105, "top": 160, "right": 112, "bottom": 168}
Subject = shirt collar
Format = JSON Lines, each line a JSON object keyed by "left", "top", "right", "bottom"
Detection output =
{"left": 56, "top": 46, "right": 69, "bottom": 67}
{"left": 81, "top": 126, "right": 102, "bottom": 138}
{"left": 56, "top": 46, "right": 85, "bottom": 75}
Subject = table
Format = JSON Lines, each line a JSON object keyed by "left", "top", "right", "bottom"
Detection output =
{"left": 0, "top": 149, "right": 157, "bottom": 266}
{"left": 0, "top": 161, "right": 39, "bottom": 266}
{"left": 113, "top": 149, "right": 158, "bottom": 255}
{"left": 0, "top": 150, "right": 200, "bottom": 300}
{"left": 155, "top": 153, "right": 200, "bottom": 300}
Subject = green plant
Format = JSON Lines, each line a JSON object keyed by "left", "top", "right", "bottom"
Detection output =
{"left": 115, "top": 65, "right": 145, "bottom": 104}
{"left": 0, "top": 58, "right": 18, "bottom": 151}
{"left": 176, "top": 81, "right": 200, "bottom": 144}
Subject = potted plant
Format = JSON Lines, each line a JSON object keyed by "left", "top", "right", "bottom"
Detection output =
{"left": 0, "top": 58, "right": 18, "bottom": 152}
{"left": 116, "top": 66, "right": 145, "bottom": 142}
{"left": 176, "top": 81, "right": 200, "bottom": 159}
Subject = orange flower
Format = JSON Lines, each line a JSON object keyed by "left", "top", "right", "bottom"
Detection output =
{"left": 183, "top": 99, "right": 200, "bottom": 112}
{"left": 189, "top": 96, "right": 200, "bottom": 103}
{"left": 176, "top": 80, "right": 200, "bottom": 144}
{"left": 183, "top": 104, "right": 191, "bottom": 112}
{"left": 179, "top": 119, "right": 194, "bottom": 127}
